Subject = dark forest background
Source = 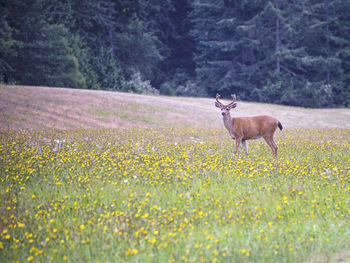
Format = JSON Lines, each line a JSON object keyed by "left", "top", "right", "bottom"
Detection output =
{"left": 1, "top": 0, "right": 350, "bottom": 107}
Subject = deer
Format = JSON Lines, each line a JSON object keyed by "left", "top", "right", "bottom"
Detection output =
{"left": 215, "top": 94, "right": 283, "bottom": 157}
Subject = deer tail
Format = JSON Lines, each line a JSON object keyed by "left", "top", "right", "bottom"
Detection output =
{"left": 278, "top": 121, "right": 283, "bottom": 130}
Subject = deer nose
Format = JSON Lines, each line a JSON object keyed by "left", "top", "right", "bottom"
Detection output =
{"left": 221, "top": 112, "right": 225, "bottom": 116}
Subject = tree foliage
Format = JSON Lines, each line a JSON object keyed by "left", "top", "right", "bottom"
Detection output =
{"left": 0, "top": 0, "right": 349, "bottom": 107}
{"left": 192, "top": 0, "right": 350, "bottom": 107}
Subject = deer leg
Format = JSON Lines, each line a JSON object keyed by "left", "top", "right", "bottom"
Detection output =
{"left": 271, "top": 138, "right": 278, "bottom": 157}
{"left": 234, "top": 137, "right": 242, "bottom": 154}
{"left": 241, "top": 140, "right": 248, "bottom": 155}
{"left": 263, "top": 136, "right": 277, "bottom": 157}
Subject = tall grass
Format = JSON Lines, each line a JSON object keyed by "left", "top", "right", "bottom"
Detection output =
{"left": 0, "top": 128, "right": 349, "bottom": 262}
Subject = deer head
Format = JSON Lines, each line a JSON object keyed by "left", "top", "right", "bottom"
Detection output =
{"left": 215, "top": 93, "right": 237, "bottom": 116}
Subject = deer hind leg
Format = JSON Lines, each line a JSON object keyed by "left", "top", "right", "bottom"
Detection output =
{"left": 263, "top": 135, "right": 278, "bottom": 157}
{"left": 271, "top": 138, "right": 278, "bottom": 157}
{"left": 241, "top": 140, "right": 248, "bottom": 155}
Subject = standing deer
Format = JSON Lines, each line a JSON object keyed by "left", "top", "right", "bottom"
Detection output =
{"left": 215, "top": 94, "right": 283, "bottom": 157}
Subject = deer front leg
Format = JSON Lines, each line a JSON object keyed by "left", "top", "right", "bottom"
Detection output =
{"left": 234, "top": 137, "right": 242, "bottom": 154}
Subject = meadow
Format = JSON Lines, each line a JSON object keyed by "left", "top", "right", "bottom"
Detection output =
{"left": 0, "top": 85, "right": 350, "bottom": 262}
{"left": 1, "top": 127, "right": 349, "bottom": 263}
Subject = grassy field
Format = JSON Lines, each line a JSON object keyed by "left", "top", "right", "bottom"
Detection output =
{"left": 0, "top": 85, "right": 350, "bottom": 262}
{"left": 1, "top": 85, "right": 350, "bottom": 130}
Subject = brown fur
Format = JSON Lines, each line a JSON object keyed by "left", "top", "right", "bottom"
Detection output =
{"left": 215, "top": 94, "right": 282, "bottom": 157}
{"left": 230, "top": 116, "right": 280, "bottom": 157}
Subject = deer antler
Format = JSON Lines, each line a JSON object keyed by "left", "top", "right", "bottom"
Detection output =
{"left": 225, "top": 94, "right": 236, "bottom": 107}
{"left": 216, "top": 93, "right": 237, "bottom": 107}
{"left": 215, "top": 93, "right": 224, "bottom": 107}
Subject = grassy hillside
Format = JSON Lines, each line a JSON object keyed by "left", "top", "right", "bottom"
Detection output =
{"left": 1, "top": 85, "right": 349, "bottom": 130}
{"left": 1, "top": 85, "right": 350, "bottom": 263}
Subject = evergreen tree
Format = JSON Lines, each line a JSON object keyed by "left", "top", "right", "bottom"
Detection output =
{"left": 69, "top": 0, "right": 124, "bottom": 90}
{"left": 112, "top": 0, "right": 163, "bottom": 82}
{"left": 0, "top": 2, "right": 19, "bottom": 83}
{"left": 192, "top": 0, "right": 350, "bottom": 107}
{"left": 46, "top": 0, "right": 100, "bottom": 89}
{"left": 239, "top": 0, "right": 308, "bottom": 105}
{"left": 335, "top": 0, "right": 350, "bottom": 106}
{"left": 3, "top": 0, "right": 86, "bottom": 88}
{"left": 28, "top": 24, "right": 86, "bottom": 89}
{"left": 1, "top": 0, "right": 349, "bottom": 107}
{"left": 136, "top": 0, "right": 197, "bottom": 95}
{"left": 192, "top": 0, "right": 249, "bottom": 97}
{"left": 300, "top": 0, "right": 350, "bottom": 107}
{"left": 93, "top": 45, "right": 125, "bottom": 91}
{"left": 113, "top": 16, "right": 162, "bottom": 80}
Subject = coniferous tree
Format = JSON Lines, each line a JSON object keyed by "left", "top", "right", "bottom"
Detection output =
{"left": 3, "top": 0, "right": 85, "bottom": 88}
{"left": 0, "top": 3, "right": 18, "bottom": 83}
{"left": 46, "top": 0, "right": 100, "bottom": 89}
{"left": 192, "top": 0, "right": 350, "bottom": 107}
{"left": 300, "top": 0, "right": 350, "bottom": 107}
{"left": 157, "top": 0, "right": 197, "bottom": 95}
{"left": 69, "top": 0, "right": 125, "bottom": 90}
{"left": 239, "top": 0, "right": 308, "bottom": 105}
{"left": 192, "top": 0, "right": 249, "bottom": 97}
{"left": 1, "top": 0, "right": 349, "bottom": 107}
{"left": 334, "top": 0, "right": 350, "bottom": 106}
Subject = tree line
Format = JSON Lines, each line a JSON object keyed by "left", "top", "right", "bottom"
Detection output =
{"left": 1, "top": 0, "right": 349, "bottom": 107}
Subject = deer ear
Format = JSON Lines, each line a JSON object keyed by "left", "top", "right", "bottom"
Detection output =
{"left": 229, "top": 102, "right": 237, "bottom": 109}
{"left": 215, "top": 101, "right": 222, "bottom": 108}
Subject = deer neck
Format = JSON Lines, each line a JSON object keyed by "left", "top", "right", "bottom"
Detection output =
{"left": 223, "top": 113, "right": 233, "bottom": 134}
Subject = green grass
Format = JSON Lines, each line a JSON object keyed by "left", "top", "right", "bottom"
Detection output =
{"left": 90, "top": 102, "right": 187, "bottom": 127}
{"left": 1, "top": 128, "right": 349, "bottom": 262}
